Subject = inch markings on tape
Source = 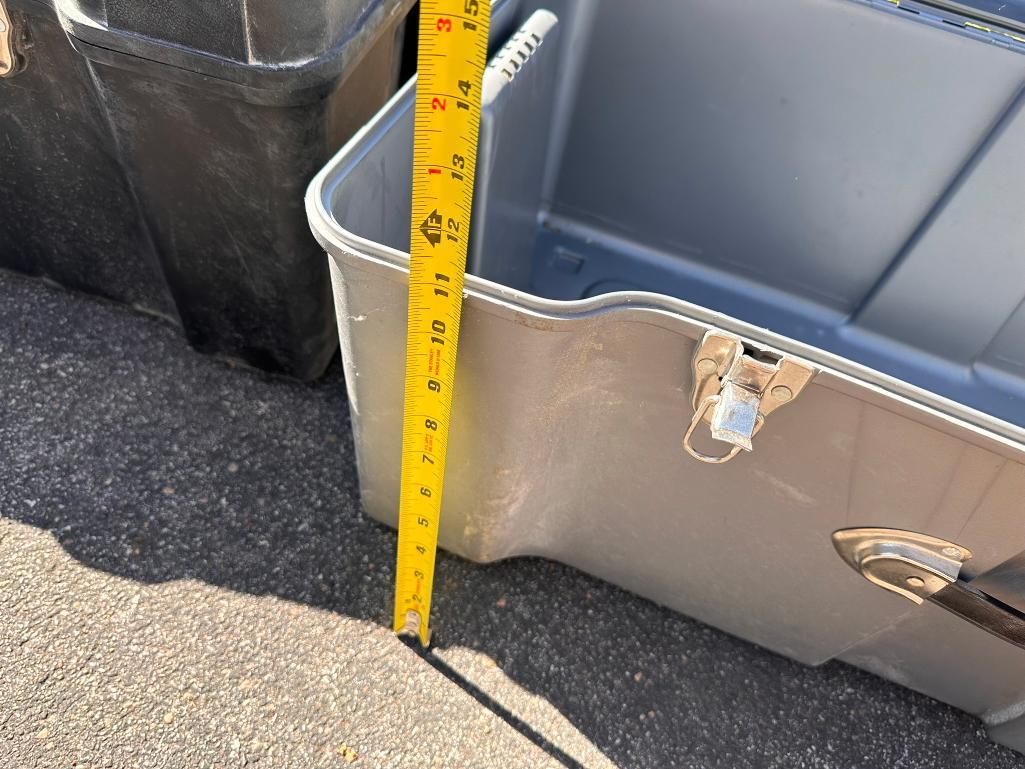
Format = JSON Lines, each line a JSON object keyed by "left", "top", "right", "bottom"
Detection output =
{"left": 393, "top": 0, "right": 491, "bottom": 646}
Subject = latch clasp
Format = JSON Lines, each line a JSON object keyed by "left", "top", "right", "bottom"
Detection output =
{"left": 683, "top": 330, "right": 814, "bottom": 464}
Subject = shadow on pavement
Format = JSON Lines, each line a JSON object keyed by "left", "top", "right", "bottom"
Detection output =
{"left": 2, "top": 273, "right": 1023, "bottom": 769}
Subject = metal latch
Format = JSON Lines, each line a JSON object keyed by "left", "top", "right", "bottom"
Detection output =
{"left": 683, "top": 330, "right": 815, "bottom": 464}
{"left": 834, "top": 528, "right": 1025, "bottom": 651}
{"left": 0, "top": 0, "right": 15, "bottom": 78}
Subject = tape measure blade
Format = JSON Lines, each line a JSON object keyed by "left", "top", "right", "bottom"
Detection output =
{"left": 394, "top": 0, "right": 491, "bottom": 646}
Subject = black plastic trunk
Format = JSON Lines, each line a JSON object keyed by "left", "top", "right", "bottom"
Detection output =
{"left": 0, "top": 0, "right": 413, "bottom": 379}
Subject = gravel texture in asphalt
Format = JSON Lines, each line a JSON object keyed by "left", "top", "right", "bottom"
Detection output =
{"left": 1, "top": 271, "right": 1024, "bottom": 769}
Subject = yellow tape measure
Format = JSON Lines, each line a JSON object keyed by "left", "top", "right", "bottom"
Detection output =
{"left": 393, "top": 0, "right": 491, "bottom": 646}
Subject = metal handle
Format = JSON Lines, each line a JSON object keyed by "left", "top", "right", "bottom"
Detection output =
{"left": 833, "top": 527, "right": 1025, "bottom": 652}
{"left": 930, "top": 581, "right": 1025, "bottom": 651}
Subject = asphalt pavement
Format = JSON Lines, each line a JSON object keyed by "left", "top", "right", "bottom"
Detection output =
{"left": 1, "top": 270, "right": 1024, "bottom": 769}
